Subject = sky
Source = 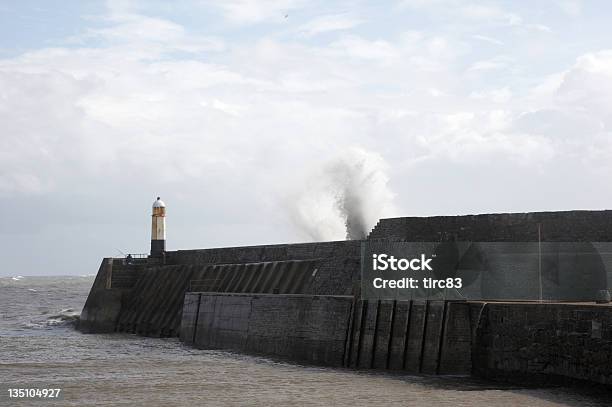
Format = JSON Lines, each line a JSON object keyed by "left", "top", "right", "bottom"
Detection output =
{"left": 1, "top": 0, "right": 612, "bottom": 276}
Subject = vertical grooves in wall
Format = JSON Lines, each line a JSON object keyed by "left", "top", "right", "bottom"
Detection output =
{"left": 348, "top": 300, "right": 364, "bottom": 368}
{"left": 418, "top": 300, "right": 430, "bottom": 374}
{"left": 370, "top": 300, "right": 381, "bottom": 368}
{"left": 435, "top": 301, "right": 448, "bottom": 374}
{"left": 385, "top": 300, "right": 397, "bottom": 369}
{"left": 191, "top": 293, "right": 202, "bottom": 344}
{"left": 342, "top": 296, "right": 358, "bottom": 368}
{"left": 402, "top": 300, "right": 413, "bottom": 370}
{"left": 355, "top": 300, "right": 368, "bottom": 368}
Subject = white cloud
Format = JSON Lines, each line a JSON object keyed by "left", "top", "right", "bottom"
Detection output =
{"left": 206, "top": 0, "right": 305, "bottom": 24}
{"left": 460, "top": 4, "right": 522, "bottom": 26}
{"left": 2, "top": 9, "right": 611, "bottom": 199}
{"left": 85, "top": 10, "right": 225, "bottom": 54}
{"left": 4, "top": 1, "right": 612, "bottom": 274}
{"left": 471, "top": 34, "right": 504, "bottom": 46}
{"left": 398, "top": 1, "right": 524, "bottom": 27}
{"left": 527, "top": 23, "right": 553, "bottom": 33}
{"left": 467, "top": 56, "right": 513, "bottom": 72}
{"left": 559, "top": 0, "right": 582, "bottom": 17}
{"left": 572, "top": 50, "right": 612, "bottom": 75}
{"left": 330, "top": 36, "right": 400, "bottom": 61}
{"left": 470, "top": 87, "right": 512, "bottom": 103}
{"left": 298, "top": 14, "right": 363, "bottom": 37}
{"left": 555, "top": 51, "right": 612, "bottom": 126}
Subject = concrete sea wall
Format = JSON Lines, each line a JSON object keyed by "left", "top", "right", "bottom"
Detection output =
{"left": 369, "top": 210, "right": 612, "bottom": 242}
{"left": 79, "top": 210, "right": 612, "bottom": 386}
{"left": 181, "top": 293, "right": 353, "bottom": 366}
{"left": 79, "top": 258, "right": 135, "bottom": 333}
{"left": 178, "top": 292, "right": 612, "bottom": 384}
{"left": 345, "top": 300, "right": 472, "bottom": 374}
{"left": 79, "top": 240, "right": 360, "bottom": 336}
{"left": 180, "top": 294, "right": 473, "bottom": 373}
{"left": 83, "top": 259, "right": 325, "bottom": 336}
{"left": 166, "top": 240, "right": 361, "bottom": 296}
{"left": 473, "top": 302, "right": 612, "bottom": 385}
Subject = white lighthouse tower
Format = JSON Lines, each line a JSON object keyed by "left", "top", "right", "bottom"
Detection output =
{"left": 151, "top": 197, "right": 166, "bottom": 257}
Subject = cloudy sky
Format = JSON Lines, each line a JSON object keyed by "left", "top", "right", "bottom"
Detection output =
{"left": 1, "top": 0, "right": 612, "bottom": 275}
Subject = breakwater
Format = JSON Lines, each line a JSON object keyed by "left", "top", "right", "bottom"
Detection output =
{"left": 79, "top": 240, "right": 361, "bottom": 336}
{"left": 180, "top": 295, "right": 472, "bottom": 374}
{"left": 79, "top": 210, "right": 612, "bottom": 386}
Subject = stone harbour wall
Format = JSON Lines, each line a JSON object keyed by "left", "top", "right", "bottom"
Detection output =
{"left": 369, "top": 210, "right": 612, "bottom": 242}
{"left": 79, "top": 210, "right": 612, "bottom": 387}
{"left": 180, "top": 294, "right": 474, "bottom": 373}
{"left": 166, "top": 240, "right": 362, "bottom": 296}
{"left": 181, "top": 293, "right": 354, "bottom": 366}
{"left": 473, "top": 302, "right": 612, "bottom": 385}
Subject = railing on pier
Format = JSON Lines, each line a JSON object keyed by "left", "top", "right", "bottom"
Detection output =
{"left": 123, "top": 253, "right": 149, "bottom": 265}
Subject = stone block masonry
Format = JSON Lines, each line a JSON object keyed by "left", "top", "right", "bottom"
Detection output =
{"left": 369, "top": 210, "right": 612, "bottom": 242}
{"left": 473, "top": 302, "right": 612, "bottom": 385}
{"left": 181, "top": 293, "right": 474, "bottom": 374}
{"left": 79, "top": 258, "right": 130, "bottom": 333}
{"left": 345, "top": 300, "right": 472, "bottom": 374}
{"left": 80, "top": 256, "right": 329, "bottom": 337}
{"left": 181, "top": 293, "right": 354, "bottom": 367}
{"left": 166, "top": 240, "right": 362, "bottom": 296}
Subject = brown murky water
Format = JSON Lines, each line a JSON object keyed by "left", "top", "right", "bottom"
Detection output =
{"left": 1, "top": 276, "right": 610, "bottom": 407}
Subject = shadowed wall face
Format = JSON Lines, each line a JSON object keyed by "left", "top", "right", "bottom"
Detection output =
{"left": 180, "top": 293, "right": 353, "bottom": 367}
{"left": 180, "top": 294, "right": 473, "bottom": 374}
{"left": 368, "top": 211, "right": 612, "bottom": 242}
{"left": 79, "top": 258, "right": 131, "bottom": 333}
{"left": 455, "top": 242, "right": 608, "bottom": 301}
{"left": 362, "top": 241, "right": 610, "bottom": 302}
{"left": 473, "top": 303, "right": 612, "bottom": 385}
{"left": 166, "top": 240, "right": 362, "bottom": 296}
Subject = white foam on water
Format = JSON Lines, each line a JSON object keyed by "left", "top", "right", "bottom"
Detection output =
{"left": 45, "top": 309, "right": 80, "bottom": 327}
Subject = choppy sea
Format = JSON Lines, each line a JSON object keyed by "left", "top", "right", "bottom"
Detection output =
{"left": 1, "top": 275, "right": 610, "bottom": 406}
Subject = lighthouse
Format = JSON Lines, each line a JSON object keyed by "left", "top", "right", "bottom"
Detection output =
{"left": 151, "top": 197, "right": 166, "bottom": 257}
